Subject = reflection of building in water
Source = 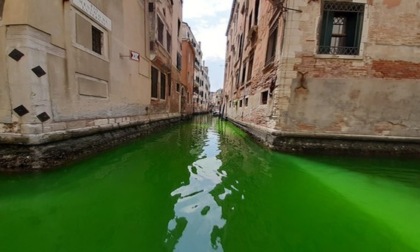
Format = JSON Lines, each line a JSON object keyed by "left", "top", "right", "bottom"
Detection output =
{"left": 165, "top": 125, "right": 226, "bottom": 251}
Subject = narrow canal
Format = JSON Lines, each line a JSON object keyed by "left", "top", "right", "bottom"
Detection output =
{"left": 1, "top": 116, "right": 420, "bottom": 252}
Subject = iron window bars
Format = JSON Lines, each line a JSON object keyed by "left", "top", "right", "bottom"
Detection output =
{"left": 318, "top": 1, "right": 365, "bottom": 56}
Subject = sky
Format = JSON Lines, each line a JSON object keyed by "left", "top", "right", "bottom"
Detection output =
{"left": 183, "top": 0, "right": 233, "bottom": 92}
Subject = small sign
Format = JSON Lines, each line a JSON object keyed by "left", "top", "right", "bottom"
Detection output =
{"left": 130, "top": 51, "right": 140, "bottom": 61}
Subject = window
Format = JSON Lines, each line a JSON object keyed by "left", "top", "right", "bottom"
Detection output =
{"left": 247, "top": 54, "right": 254, "bottom": 81}
{"left": 178, "top": 19, "right": 181, "bottom": 37}
{"left": 176, "top": 53, "right": 182, "bottom": 70}
{"left": 318, "top": 1, "right": 365, "bottom": 55}
{"left": 0, "top": 0, "right": 4, "bottom": 19}
{"left": 245, "top": 97, "right": 249, "bottom": 107}
{"left": 75, "top": 13, "right": 107, "bottom": 57}
{"left": 265, "top": 26, "right": 278, "bottom": 65}
{"left": 248, "top": 13, "right": 253, "bottom": 32}
{"left": 157, "top": 17, "right": 164, "bottom": 44}
{"left": 91, "top": 26, "right": 103, "bottom": 55}
{"left": 160, "top": 72, "right": 166, "bottom": 99}
{"left": 235, "top": 71, "right": 240, "bottom": 89}
{"left": 168, "top": 81, "right": 172, "bottom": 96}
{"left": 239, "top": 99, "right": 243, "bottom": 107}
{"left": 167, "top": 31, "right": 172, "bottom": 52}
{"left": 241, "top": 64, "right": 247, "bottom": 85}
{"left": 254, "top": 0, "right": 260, "bottom": 25}
{"left": 261, "top": 91, "right": 268, "bottom": 105}
{"left": 151, "top": 67, "right": 159, "bottom": 98}
{"left": 239, "top": 34, "right": 244, "bottom": 58}
{"left": 176, "top": 83, "right": 180, "bottom": 92}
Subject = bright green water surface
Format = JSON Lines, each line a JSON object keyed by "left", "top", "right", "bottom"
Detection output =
{"left": 1, "top": 116, "right": 420, "bottom": 252}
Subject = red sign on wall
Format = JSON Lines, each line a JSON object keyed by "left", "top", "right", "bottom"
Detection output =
{"left": 130, "top": 51, "right": 140, "bottom": 61}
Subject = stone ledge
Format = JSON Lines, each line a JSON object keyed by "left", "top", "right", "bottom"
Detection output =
{"left": 0, "top": 116, "right": 184, "bottom": 171}
{"left": 0, "top": 113, "right": 182, "bottom": 145}
{"left": 227, "top": 118, "right": 420, "bottom": 157}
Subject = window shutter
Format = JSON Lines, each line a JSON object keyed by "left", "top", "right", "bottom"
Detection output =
{"left": 320, "top": 10, "right": 334, "bottom": 49}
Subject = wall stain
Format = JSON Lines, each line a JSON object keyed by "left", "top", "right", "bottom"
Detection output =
{"left": 383, "top": 0, "right": 401, "bottom": 9}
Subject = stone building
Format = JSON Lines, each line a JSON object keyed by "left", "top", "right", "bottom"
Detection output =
{"left": 180, "top": 22, "right": 211, "bottom": 114}
{"left": 198, "top": 63, "right": 211, "bottom": 113}
{"left": 0, "top": 0, "right": 185, "bottom": 145}
{"left": 223, "top": 0, "right": 420, "bottom": 152}
{"left": 149, "top": 0, "right": 185, "bottom": 115}
{"left": 210, "top": 89, "right": 223, "bottom": 112}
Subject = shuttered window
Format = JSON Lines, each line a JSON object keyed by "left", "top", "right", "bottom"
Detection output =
{"left": 318, "top": 1, "right": 365, "bottom": 55}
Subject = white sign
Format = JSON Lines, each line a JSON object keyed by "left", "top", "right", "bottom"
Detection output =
{"left": 72, "top": 0, "right": 112, "bottom": 30}
{"left": 130, "top": 51, "right": 140, "bottom": 61}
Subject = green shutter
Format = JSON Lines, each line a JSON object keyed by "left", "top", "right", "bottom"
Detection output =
{"left": 320, "top": 10, "right": 334, "bottom": 53}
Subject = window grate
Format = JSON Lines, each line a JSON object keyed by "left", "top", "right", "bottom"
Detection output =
{"left": 318, "top": 1, "right": 365, "bottom": 56}
{"left": 0, "top": 0, "right": 4, "bottom": 19}
{"left": 318, "top": 46, "right": 360, "bottom": 55}
{"left": 92, "top": 26, "right": 102, "bottom": 55}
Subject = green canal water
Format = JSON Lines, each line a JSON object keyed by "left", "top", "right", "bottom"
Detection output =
{"left": 1, "top": 116, "right": 420, "bottom": 252}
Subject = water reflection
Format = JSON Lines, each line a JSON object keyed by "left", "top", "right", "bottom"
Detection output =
{"left": 165, "top": 116, "right": 226, "bottom": 251}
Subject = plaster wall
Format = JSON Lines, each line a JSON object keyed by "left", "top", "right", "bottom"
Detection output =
{"left": 0, "top": 0, "right": 161, "bottom": 144}
{"left": 277, "top": 0, "right": 420, "bottom": 138}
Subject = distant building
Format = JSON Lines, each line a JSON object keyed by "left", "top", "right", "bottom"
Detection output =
{"left": 210, "top": 89, "right": 223, "bottom": 112}
{"left": 181, "top": 22, "right": 211, "bottom": 114}
{"left": 223, "top": 0, "right": 420, "bottom": 150}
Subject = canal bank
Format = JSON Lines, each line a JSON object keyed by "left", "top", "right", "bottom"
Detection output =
{"left": 2, "top": 114, "right": 420, "bottom": 171}
{"left": 0, "top": 115, "right": 189, "bottom": 171}
{"left": 228, "top": 118, "right": 420, "bottom": 157}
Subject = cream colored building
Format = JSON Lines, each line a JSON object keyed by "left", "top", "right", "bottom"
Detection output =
{"left": 0, "top": 0, "right": 184, "bottom": 145}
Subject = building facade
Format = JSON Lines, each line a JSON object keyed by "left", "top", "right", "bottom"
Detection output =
{"left": 210, "top": 89, "right": 223, "bottom": 113}
{"left": 181, "top": 22, "right": 211, "bottom": 114}
{"left": 0, "top": 0, "right": 186, "bottom": 145}
{"left": 181, "top": 23, "right": 196, "bottom": 115}
{"left": 148, "top": 0, "right": 184, "bottom": 115}
{"left": 223, "top": 0, "right": 420, "bottom": 148}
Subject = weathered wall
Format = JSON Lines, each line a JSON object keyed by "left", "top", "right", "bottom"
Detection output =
{"left": 274, "top": 0, "right": 420, "bottom": 139}
{"left": 224, "top": 0, "right": 282, "bottom": 127}
{"left": 287, "top": 78, "right": 420, "bottom": 136}
{"left": 181, "top": 40, "right": 195, "bottom": 114}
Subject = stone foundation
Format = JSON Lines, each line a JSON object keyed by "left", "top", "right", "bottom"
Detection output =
{"left": 0, "top": 115, "right": 188, "bottom": 171}
{"left": 229, "top": 118, "right": 420, "bottom": 157}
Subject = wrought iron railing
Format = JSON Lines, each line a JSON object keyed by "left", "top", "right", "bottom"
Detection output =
{"left": 318, "top": 46, "right": 360, "bottom": 56}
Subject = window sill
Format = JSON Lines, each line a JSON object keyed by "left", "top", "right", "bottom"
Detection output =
{"left": 73, "top": 43, "right": 109, "bottom": 62}
{"left": 314, "top": 54, "right": 363, "bottom": 60}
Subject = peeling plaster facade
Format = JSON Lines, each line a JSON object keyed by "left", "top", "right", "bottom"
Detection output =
{"left": 223, "top": 0, "right": 420, "bottom": 148}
